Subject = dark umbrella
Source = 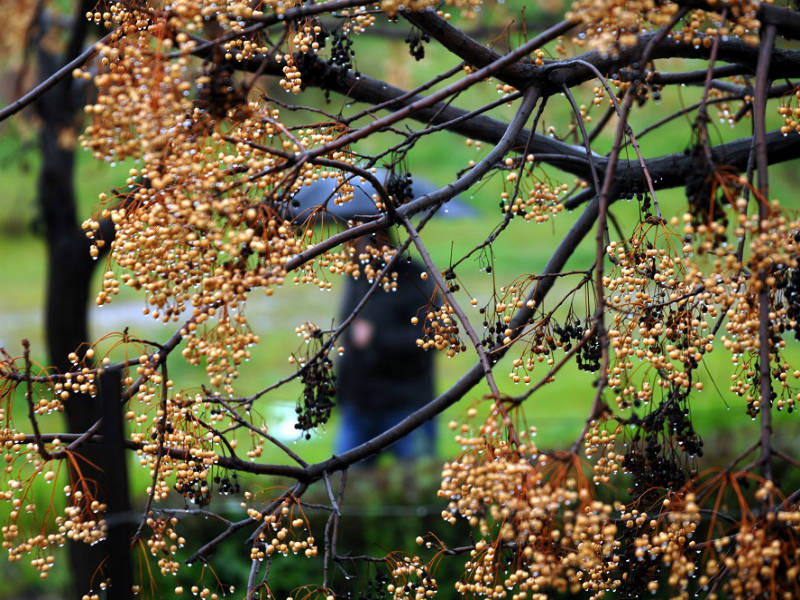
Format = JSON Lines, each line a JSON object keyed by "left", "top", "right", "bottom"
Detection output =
{"left": 285, "top": 168, "right": 477, "bottom": 223}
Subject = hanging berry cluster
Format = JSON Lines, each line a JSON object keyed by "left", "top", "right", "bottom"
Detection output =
{"left": 405, "top": 28, "right": 430, "bottom": 61}
{"left": 296, "top": 355, "right": 337, "bottom": 438}
{"left": 775, "top": 257, "right": 800, "bottom": 342}
{"left": 683, "top": 150, "right": 736, "bottom": 248}
{"left": 174, "top": 463, "right": 213, "bottom": 506}
{"left": 387, "top": 555, "right": 438, "bottom": 600}
{"left": 249, "top": 498, "right": 318, "bottom": 560}
{"left": 330, "top": 27, "right": 356, "bottom": 74}
{"left": 415, "top": 304, "right": 466, "bottom": 357}
{"left": 552, "top": 316, "right": 601, "bottom": 372}
{"left": 4, "top": 1, "right": 800, "bottom": 599}
{"left": 440, "top": 408, "right": 622, "bottom": 599}
{"left": 342, "top": 570, "right": 391, "bottom": 600}
{"left": 386, "top": 171, "right": 414, "bottom": 207}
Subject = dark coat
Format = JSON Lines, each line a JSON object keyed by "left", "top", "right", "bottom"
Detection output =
{"left": 336, "top": 257, "right": 436, "bottom": 411}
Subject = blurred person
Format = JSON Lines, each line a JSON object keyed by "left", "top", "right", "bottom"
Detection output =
{"left": 335, "top": 231, "right": 437, "bottom": 460}
{"left": 287, "top": 169, "right": 475, "bottom": 461}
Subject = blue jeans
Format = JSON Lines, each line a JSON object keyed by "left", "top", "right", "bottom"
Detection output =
{"left": 335, "top": 403, "right": 437, "bottom": 462}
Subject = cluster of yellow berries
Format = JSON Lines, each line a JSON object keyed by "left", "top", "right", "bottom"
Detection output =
{"left": 568, "top": 1, "right": 761, "bottom": 51}
{"left": 78, "top": 5, "right": 398, "bottom": 395}
{"left": 501, "top": 180, "right": 568, "bottom": 224}
{"left": 7, "top": 0, "right": 800, "bottom": 597}
{"left": 583, "top": 419, "right": 621, "bottom": 483}
{"left": 440, "top": 408, "right": 623, "bottom": 599}
{"left": 250, "top": 499, "right": 318, "bottom": 559}
{"left": 706, "top": 491, "right": 800, "bottom": 600}
{"left": 415, "top": 304, "right": 466, "bottom": 357}
{"left": 387, "top": 554, "right": 438, "bottom": 600}
{"left": 2, "top": 478, "right": 105, "bottom": 580}
{"left": 144, "top": 516, "right": 183, "bottom": 576}
{"left": 587, "top": 207, "right": 800, "bottom": 415}
{"left": 778, "top": 88, "right": 800, "bottom": 135}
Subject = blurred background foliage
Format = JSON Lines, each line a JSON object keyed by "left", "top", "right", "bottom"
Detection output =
{"left": 1, "top": 0, "right": 800, "bottom": 597}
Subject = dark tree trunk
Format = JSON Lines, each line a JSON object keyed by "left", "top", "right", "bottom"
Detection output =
{"left": 101, "top": 369, "right": 133, "bottom": 600}
{"left": 35, "top": 63, "right": 108, "bottom": 599}
{"left": 33, "top": 10, "right": 132, "bottom": 596}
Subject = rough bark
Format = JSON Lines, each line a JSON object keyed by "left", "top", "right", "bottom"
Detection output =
{"left": 32, "top": 9, "right": 131, "bottom": 596}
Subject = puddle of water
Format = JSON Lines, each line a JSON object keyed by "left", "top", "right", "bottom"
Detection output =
{"left": 0, "top": 290, "right": 336, "bottom": 351}
{"left": 0, "top": 286, "right": 339, "bottom": 444}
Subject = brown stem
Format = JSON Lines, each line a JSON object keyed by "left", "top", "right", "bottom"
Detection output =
{"left": 0, "top": 32, "right": 112, "bottom": 124}
{"left": 22, "top": 339, "right": 52, "bottom": 461}
{"left": 754, "top": 23, "right": 777, "bottom": 482}
{"left": 695, "top": 9, "right": 728, "bottom": 166}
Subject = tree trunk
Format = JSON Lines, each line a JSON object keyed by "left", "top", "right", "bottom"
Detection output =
{"left": 34, "top": 26, "right": 130, "bottom": 596}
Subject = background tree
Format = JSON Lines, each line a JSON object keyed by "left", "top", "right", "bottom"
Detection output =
{"left": 0, "top": 1, "right": 124, "bottom": 596}
{"left": 1, "top": 0, "right": 800, "bottom": 599}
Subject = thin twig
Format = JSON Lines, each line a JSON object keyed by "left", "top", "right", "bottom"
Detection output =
{"left": 22, "top": 340, "right": 51, "bottom": 461}
{"left": 572, "top": 58, "right": 663, "bottom": 218}
{"left": 213, "top": 396, "right": 308, "bottom": 467}
{"left": 753, "top": 23, "right": 777, "bottom": 483}
{"left": 0, "top": 32, "right": 112, "bottom": 124}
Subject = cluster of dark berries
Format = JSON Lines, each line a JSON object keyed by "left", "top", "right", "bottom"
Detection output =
{"left": 633, "top": 80, "right": 663, "bottom": 107}
{"left": 552, "top": 317, "right": 583, "bottom": 351}
{"left": 330, "top": 28, "right": 355, "bottom": 72}
{"left": 622, "top": 388, "right": 702, "bottom": 501}
{"left": 443, "top": 268, "right": 460, "bottom": 293}
{"left": 780, "top": 263, "right": 800, "bottom": 341}
{"left": 405, "top": 28, "right": 430, "bottom": 61}
{"left": 214, "top": 472, "right": 240, "bottom": 495}
{"left": 613, "top": 528, "right": 662, "bottom": 598}
{"left": 623, "top": 439, "right": 687, "bottom": 503}
{"left": 577, "top": 330, "right": 601, "bottom": 372}
{"left": 296, "top": 356, "right": 336, "bottom": 438}
{"left": 341, "top": 571, "right": 390, "bottom": 600}
{"left": 479, "top": 310, "right": 509, "bottom": 350}
{"left": 644, "top": 388, "right": 703, "bottom": 457}
{"left": 386, "top": 171, "right": 414, "bottom": 206}
{"left": 636, "top": 192, "right": 652, "bottom": 215}
{"left": 552, "top": 316, "right": 601, "bottom": 372}
{"left": 746, "top": 361, "right": 778, "bottom": 417}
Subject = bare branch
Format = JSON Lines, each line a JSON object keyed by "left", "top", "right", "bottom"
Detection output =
{"left": 0, "top": 32, "right": 112, "bottom": 124}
